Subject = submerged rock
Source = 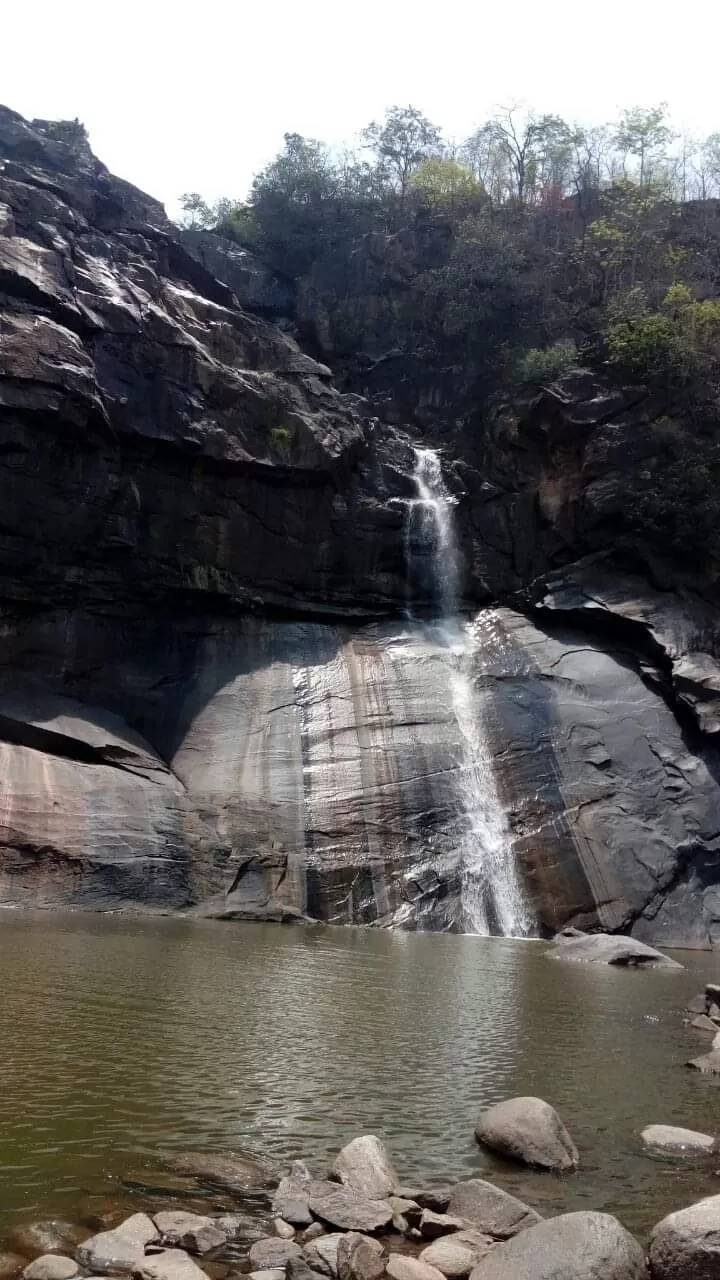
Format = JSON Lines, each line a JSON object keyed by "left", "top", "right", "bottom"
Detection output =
{"left": 447, "top": 1180, "right": 540, "bottom": 1239}
{"left": 641, "top": 1124, "right": 715, "bottom": 1156}
{"left": 167, "top": 1152, "right": 277, "bottom": 1193}
{"left": 474, "top": 1097, "right": 579, "bottom": 1172}
{"left": 75, "top": 1213, "right": 158, "bottom": 1274}
{"left": 9, "top": 1224, "right": 86, "bottom": 1261}
{"left": 469, "top": 1211, "right": 646, "bottom": 1279}
{"left": 686, "top": 1050, "right": 720, "bottom": 1074}
{"left": 331, "top": 1136, "right": 397, "bottom": 1201}
{"left": 649, "top": 1193, "right": 720, "bottom": 1277}
{"left": 549, "top": 930, "right": 682, "bottom": 969}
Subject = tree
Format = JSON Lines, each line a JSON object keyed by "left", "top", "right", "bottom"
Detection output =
{"left": 463, "top": 109, "right": 573, "bottom": 206}
{"left": 179, "top": 192, "right": 213, "bottom": 228}
{"left": 613, "top": 105, "right": 672, "bottom": 187}
{"left": 362, "top": 106, "right": 442, "bottom": 199}
{"left": 251, "top": 132, "right": 338, "bottom": 206}
{"left": 408, "top": 156, "right": 481, "bottom": 207}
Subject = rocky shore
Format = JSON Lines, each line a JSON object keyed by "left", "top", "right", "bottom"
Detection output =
{"left": 4, "top": 1089, "right": 720, "bottom": 1280}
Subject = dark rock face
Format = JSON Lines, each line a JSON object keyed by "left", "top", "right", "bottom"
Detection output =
{"left": 1, "top": 106, "right": 720, "bottom": 943}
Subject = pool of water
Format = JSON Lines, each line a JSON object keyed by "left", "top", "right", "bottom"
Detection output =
{"left": 0, "top": 913, "right": 718, "bottom": 1241}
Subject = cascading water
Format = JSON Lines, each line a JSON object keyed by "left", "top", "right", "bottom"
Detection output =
{"left": 407, "top": 447, "right": 533, "bottom": 937}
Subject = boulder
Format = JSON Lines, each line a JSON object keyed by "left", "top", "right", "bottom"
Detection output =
{"left": 447, "top": 1180, "right": 540, "bottom": 1240}
{"left": 419, "top": 1212, "right": 466, "bottom": 1240}
{"left": 468, "top": 1211, "right": 646, "bottom": 1279}
{"left": 303, "top": 1234, "right": 345, "bottom": 1277}
{"left": 76, "top": 1214, "right": 158, "bottom": 1274}
{"left": 475, "top": 1097, "right": 578, "bottom": 1172}
{"left": 215, "top": 1213, "right": 267, "bottom": 1244}
{"left": 22, "top": 1258, "right": 78, "bottom": 1280}
{"left": 134, "top": 1251, "right": 209, "bottom": 1280}
{"left": 307, "top": 1185, "right": 393, "bottom": 1233}
{"left": 153, "top": 1212, "right": 226, "bottom": 1254}
{"left": 549, "top": 930, "right": 682, "bottom": 968}
{"left": 336, "top": 1232, "right": 385, "bottom": 1280}
{"left": 707, "top": 984, "right": 720, "bottom": 1004}
{"left": 686, "top": 1051, "right": 720, "bottom": 1074}
{"left": 691, "top": 1015, "right": 719, "bottom": 1033}
{"left": 420, "top": 1232, "right": 492, "bottom": 1277}
{"left": 641, "top": 1124, "right": 715, "bottom": 1156}
{"left": 248, "top": 1239, "right": 303, "bottom": 1271}
{"left": 331, "top": 1137, "right": 397, "bottom": 1201}
{"left": 396, "top": 1189, "right": 452, "bottom": 1213}
{"left": 168, "top": 1151, "right": 276, "bottom": 1193}
{"left": 387, "top": 1258, "right": 446, "bottom": 1280}
{"left": 649, "top": 1193, "right": 720, "bottom": 1278}
{"left": 272, "top": 1175, "right": 314, "bottom": 1227}
{"left": 9, "top": 1224, "right": 85, "bottom": 1261}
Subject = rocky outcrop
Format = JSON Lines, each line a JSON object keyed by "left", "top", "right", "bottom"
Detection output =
{"left": 1, "top": 106, "right": 720, "bottom": 943}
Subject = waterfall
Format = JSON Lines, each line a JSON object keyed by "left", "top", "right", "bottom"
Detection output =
{"left": 407, "top": 447, "right": 533, "bottom": 937}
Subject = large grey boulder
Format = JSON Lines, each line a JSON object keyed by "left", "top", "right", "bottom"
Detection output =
{"left": 331, "top": 1136, "right": 397, "bottom": 1200}
{"left": 468, "top": 1211, "right": 646, "bottom": 1279}
{"left": 22, "top": 1258, "right": 78, "bottom": 1280}
{"left": 134, "top": 1251, "right": 209, "bottom": 1280}
{"left": 336, "top": 1232, "right": 385, "bottom": 1280}
{"left": 153, "top": 1212, "right": 226, "bottom": 1254}
{"left": 420, "top": 1231, "right": 492, "bottom": 1277}
{"left": 307, "top": 1185, "right": 393, "bottom": 1232}
{"left": 641, "top": 1124, "right": 715, "bottom": 1156}
{"left": 549, "top": 930, "right": 682, "bottom": 969}
{"left": 474, "top": 1097, "right": 579, "bottom": 1172}
{"left": 248, "top": 1238, "right": 303, "bottom": 1271}
{"left": 447, "top": 1180, "right": 540, "bottom": 1239}
{"left": 649, "top": 1193, "right": 720, "bottom": 1277}
{"left": 76, "top": 1214, "right": 158, "bottom": 1274}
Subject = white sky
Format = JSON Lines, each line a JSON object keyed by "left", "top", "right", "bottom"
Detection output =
{"left": 4, "top": 0, "right": 720, "bottom": 216}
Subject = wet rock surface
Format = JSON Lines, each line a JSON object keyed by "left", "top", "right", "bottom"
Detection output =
{"left": 474, "top": 1098, "right": 579, "bottom": 1173}
{"left": 467, "top": 1210, "right": 647, "bottom": 1279}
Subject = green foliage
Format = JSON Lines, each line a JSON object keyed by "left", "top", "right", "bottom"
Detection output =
{"left": 512, "top": 345, "right": 578, "bottom": 385}
{"left": 408, "top": 157, "right": 481, "bottom": 205}
{"left": 361, "top": 106, "right": 442, "bottom": 197}
{"left": 606, "top": 312, "right": 681, "bottom": 380}
{"left": 269, "top": 425, "right": 293, "bottom": 458}
{"left": 613, "top": 105, "right": 672, "bottom": 185}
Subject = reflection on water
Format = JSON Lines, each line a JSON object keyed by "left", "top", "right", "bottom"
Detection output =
{"left": 0, "top": 913, "right": 719, "bottom": 1237}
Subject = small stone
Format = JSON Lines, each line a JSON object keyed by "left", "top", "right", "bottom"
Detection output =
{"left": 420, "top": 1232, "right": 491, "bottom": 1278}
{"left": 215, "top": 1213, "right": 266, "bottom": 1244}
{"left": 331, "top": 1136, "right": 397, "bottom": 1200}
{"left": 76, "top": 1214, "right": 158, "bottom": 1274}
{"left": 303, "top": 1234, "right": 344, "bottom": 1278}
{"left": 447, "top": 1181, "right": 540, "bottom": 1240}
{"left": 387, "top": 1257, "right": 446, "bottom": 1280}
{"left": 649, "top": 1193, "right": 720, "bottom": 1278}
{"left": 134, "top": 1250, "right": 209, "bottom": 1280}
{"left": 23, "top": 1258, "right": 79, "bottom": 1280}
{"left": 272, "top": 1176, "right": 313, "bottom": 1227}
{"left": 419, "top": 1212, "right": 466, "bottom": 1240}
{"left": 153, "top": 1212, "right": 226, "bottom": 1254}
{"left": 686, "top": 994, "right": 708, "bottom": 1015}
{"left": 396, "top": 1188, "right": 452, "bottom": 1214}
{"left": 300, "top": 1225, "right": 326, "bottom": 1245}
{"left": 248, "top": 1272, "right": 285, "bottom": 1280}
{"left": 273, "top": 1220, "right": 295, "bottom": 1240}
{"left": 336, "top": 1232, "right": 385, "bottom": 1280}
{"left": 248, "top": 1239, "right": 303, "bottom": 1271}
{"left": 287, "top": 1257, "right": 325, "bottom": 1280}
{"left": 474, "top": 1096, "right": 578, "bottom": 1172}
{"left": 641, "top": 1124, "right": 715, "bottom": 1156}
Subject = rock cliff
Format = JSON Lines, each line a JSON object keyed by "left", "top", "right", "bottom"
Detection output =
{"left": 1, "top": 106, "right": 719, "bottom": 944}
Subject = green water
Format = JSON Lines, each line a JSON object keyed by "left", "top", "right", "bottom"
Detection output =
{"left": 0, "top": 912, "right": 718, "bottom": 1240}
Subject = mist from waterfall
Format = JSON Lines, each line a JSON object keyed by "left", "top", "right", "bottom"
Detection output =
{"left": 407, "top": 447, "right": 533, "bottom": 937}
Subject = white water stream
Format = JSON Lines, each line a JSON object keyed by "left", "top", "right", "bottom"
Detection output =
{"left": 407, "top": 447, "right": 533, "bottom": 936}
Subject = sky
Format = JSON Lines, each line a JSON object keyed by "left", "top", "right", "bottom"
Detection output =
{"left": 3, "top": 0, "right": 720, "bottom": 217}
